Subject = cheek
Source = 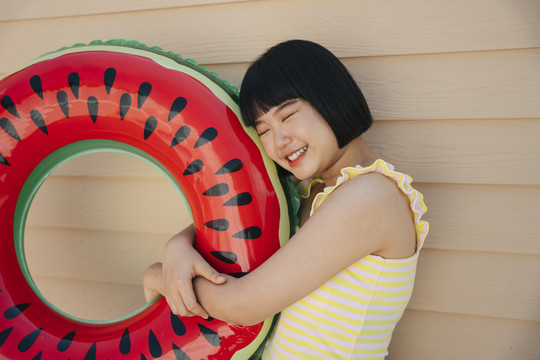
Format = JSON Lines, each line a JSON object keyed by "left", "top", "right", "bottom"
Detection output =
{"left": 260, "top": 137, "right": 278, "bottom": 161}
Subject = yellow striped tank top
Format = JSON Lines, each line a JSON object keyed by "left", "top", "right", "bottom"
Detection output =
{"left": 261, "top": 159, "right": 429, "bottom": 359}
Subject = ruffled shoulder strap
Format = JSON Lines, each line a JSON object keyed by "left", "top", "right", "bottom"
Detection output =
{"left": 311, "top": 159, "right": 429, "bottom": 251}
{"left": 297, "top": 177, "right": 325, "bottom": 199}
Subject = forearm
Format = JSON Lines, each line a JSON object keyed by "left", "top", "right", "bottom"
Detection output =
{"left": 194, "top": 274, "right": 272, "bottom": 326}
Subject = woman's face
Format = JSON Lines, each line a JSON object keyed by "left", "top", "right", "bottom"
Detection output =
{"left": 254, "top": 99, "right": 341, "bottom": 181}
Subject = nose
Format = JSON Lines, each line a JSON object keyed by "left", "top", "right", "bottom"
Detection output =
{"left": 273, "top": 127, "right": 292, "bottom": 148}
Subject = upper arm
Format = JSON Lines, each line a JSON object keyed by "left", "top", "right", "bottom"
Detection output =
{"left": 196, "top": 174, "right": 415, "bottom": 325}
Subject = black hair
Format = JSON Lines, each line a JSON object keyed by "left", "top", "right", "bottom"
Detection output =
{"left": 239, "top": 39, "right": 373, "bottom": 148}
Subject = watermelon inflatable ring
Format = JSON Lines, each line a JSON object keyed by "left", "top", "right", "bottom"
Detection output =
{"left": 0, "top": 40, "right": 297, "bottom": 359}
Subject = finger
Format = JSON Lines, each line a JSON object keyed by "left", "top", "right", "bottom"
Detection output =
{"left": 179, "top": 281, "right": 209, "bottom": 319}
{"left": 166, "top": 292, "right": 197, "bottom": 317}
{"left": 166, "top": 277, "right": 209, "bottom": 318}
{"left": 195, "top": 261, "right": 226, "bottom": 285}
{"left": 164, "top": 292, "right": 177, "bottom": 315}
{"left": 163, "top": 280, "right": 182, "bottom": 315}
{"left": 165, "top": 298, "right": 176, "bottom": 315}
{"left": 162, "top": 275, "right": 187, "bottom": 314}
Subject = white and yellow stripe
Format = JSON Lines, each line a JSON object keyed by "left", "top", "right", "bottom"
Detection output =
{"left": 262, "top": 160, "right": 429, "bottom": 359}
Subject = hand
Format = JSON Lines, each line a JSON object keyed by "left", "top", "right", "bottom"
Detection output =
{"left": 143, "top": 262, "right": 164, "bottom": 303}
{"left": 161, "top": 226, "right": 226, "bottom": 318}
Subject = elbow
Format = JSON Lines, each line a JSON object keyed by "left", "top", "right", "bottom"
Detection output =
{"left": 223, "top": 313, "right": 270, "bottom": 327}
{"left": 238, "top": 318, "right": 266, "bottom": 327}
{"left": 215, "top": 296, "right": 269, "bottom": 327}
{"left": 210, "top": 284, "right": 272, "bottom": 326}
{"left": 230, "top": 307, "right": 269, "bottom": 327}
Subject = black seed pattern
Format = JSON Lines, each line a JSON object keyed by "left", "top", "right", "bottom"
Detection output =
{"left": 32, "top": 351, "right": 42, "bottom": 360}
{"left": 194, "top": 127, "right": 217, "bottom": 148}
{"left": 57, "top": 91, "right": 69, "bottom": 118}
{"left": 87, "top": 96, "right": 99, "bottom": 123}
{"left": 4, "top": 303, "right": 30, "bottom": 319}
{"left": 0, "top": 153, "right": 10, "bottom": 166}
{"left": 204, "top": 219, "right": 229, "bottom": 231}
{"left": 84, "top": 343, "right": 97, "bottom": 360}
{"left": 215, "top": 159, "right": 243, "bottom": 175}
{"left": 183, "top": 159, "right": 203, "bottom": 175}
{"left": 1, "top": 96, "right": 19, "bottom": 118}
{"left": 0, "top": 327, "right": 14, "bottom": 346}
{"left": 104, "top": 68, "right": 116, "bottom": 94}
{"left": 18, "top": 328, "right": 42, "bottom": 352}
{"left": 223, "top": 192, "right": 252, "bottom": 207}
{"left": 30, "top": 75, "right": 43, "bottom": 99}
{"left": 170, "top": 312, "right": 186, "bottom": 336}
{"left": 119, "top": 93, "right": 132, "bottom": 120}
{"left": 172, "top": 343, "right": 191, "bottom": 360}
{"left": 0, "top": 117, "right": 21, "bottom": 142}
{"left": 148, "top": 330, "right": 162, "bottom": 358}
{"left": 119, "top": 328, "right": 131, "bottom": 355}
{"left": 30, "top": 110, "right": 48, "bottom": 134}
{"left": 138, "top": 82, "right": 152, "bottom": 109}
{"left": 0, "top": 60, "right": 271, "bottom": 359}
{"left": 197, "top": 324, "right": 221, "bottom": 346}
{"left": 230, "top": 272, "right": 249, "bottom": 278}
{"left": 171, "top": 125, "right": 191, "bottom": 147}
{"left": 210, "top": 251, "right": 238, "bottom": 264}
{"left": 203, "top": 183, "right": 229, "bottom": 196}
{"left": 168, "top": 97, "right": 187, "bottom": 121}
{"left": 232, "top": 226, "right": 262, "bottom": 240}
{"left": 68, "top": 72, "right": 80, "bottom": 99}
{"left": 144, "top": 116, "right": 157, "bottom": 140}
{"left": 57, "top": 330, "right": 76, "bottom": 352}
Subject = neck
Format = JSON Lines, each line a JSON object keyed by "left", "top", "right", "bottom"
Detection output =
{"left": 320, "top": 136, "right": 377, "bottom": 186}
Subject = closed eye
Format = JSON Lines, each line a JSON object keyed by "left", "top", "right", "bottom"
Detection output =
{"left": 254, "top": 121, "right": 268, "bottom": 136}
{"left": 282, "top": 111, "right": 297, "bottom": 122}
{"left": 256, "top": 125, "right": 269, "bottom": 136}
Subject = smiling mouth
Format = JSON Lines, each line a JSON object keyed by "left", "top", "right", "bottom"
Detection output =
{"left": 287, "top": 146, "right": 307, "bottom": 161}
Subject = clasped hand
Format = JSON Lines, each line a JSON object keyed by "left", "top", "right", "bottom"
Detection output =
{"left": 143, "top": 226, "right": 226, "bottom": 319}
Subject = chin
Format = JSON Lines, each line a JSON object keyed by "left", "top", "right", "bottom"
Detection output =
{"left": 289, "top": 168, "right": 316, "bottom": 181}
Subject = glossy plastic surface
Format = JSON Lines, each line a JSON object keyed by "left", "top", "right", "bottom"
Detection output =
{"left": 0, "top": 43, "right": 290, "bottom": 359}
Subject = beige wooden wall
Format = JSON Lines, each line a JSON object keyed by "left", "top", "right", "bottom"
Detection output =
{"left": 1, "top": 0, "right": 539, "bottom": 359}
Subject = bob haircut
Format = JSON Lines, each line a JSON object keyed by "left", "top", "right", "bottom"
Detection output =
{"left": 239, "top": 40, "right": 373, "bottom": 148}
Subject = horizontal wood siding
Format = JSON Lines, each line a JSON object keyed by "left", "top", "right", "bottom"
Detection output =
{"left": 2, "top": 0, "right": 540, "bottom": 72}
{"left": 1, "top": 0, "right": 539, "bottom": 358}
{"left": 23, "top": 153, "right": 191, "bottom": 321}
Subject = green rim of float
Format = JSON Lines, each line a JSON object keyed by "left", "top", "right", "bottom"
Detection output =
{"left": 14, "top": 139, "right": 183, "bottom": 325}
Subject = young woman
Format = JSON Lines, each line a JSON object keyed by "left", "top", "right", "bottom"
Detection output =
{"left": 143, "top": 40, "right": 429, "bottom": 359}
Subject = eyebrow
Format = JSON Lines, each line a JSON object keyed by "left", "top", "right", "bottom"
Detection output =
{"left": 254, "top": 99, "right": 299, "bottom": 126}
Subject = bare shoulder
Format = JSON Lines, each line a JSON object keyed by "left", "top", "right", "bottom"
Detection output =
{"left": 321, "top": 172, "right": 417, "bottom": 258}
{"left": 327, "top": 172, "right": 406, "bottom": 207}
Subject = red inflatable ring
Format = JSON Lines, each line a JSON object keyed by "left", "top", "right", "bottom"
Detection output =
{"left": 0, "top": 40, "right": 296, "bottom": 359}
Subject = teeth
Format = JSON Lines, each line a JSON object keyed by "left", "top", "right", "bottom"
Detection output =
{"left": 288, "top": 146, "right": 307, "bottom": 161}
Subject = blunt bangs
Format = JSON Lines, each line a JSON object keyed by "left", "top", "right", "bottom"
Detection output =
{"left": 239, "top": 54, "right": 307, "bottom": 127}
{"left": 239, "top": 40, "right": 373, "bottom": 148}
